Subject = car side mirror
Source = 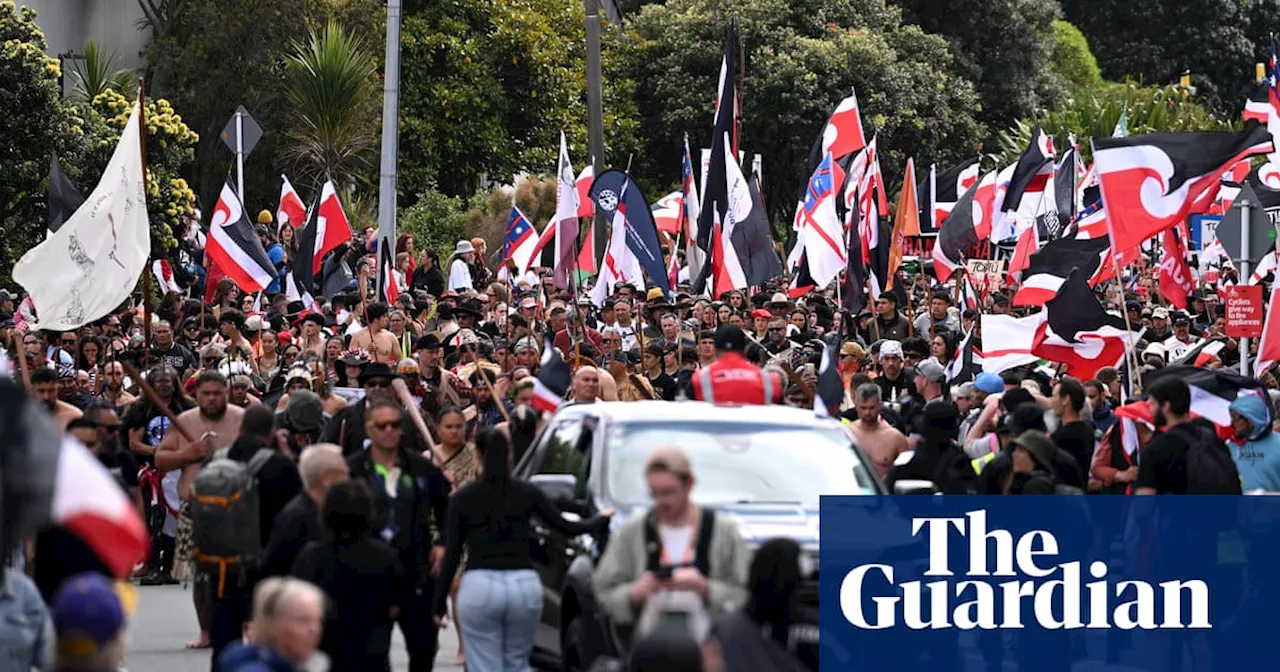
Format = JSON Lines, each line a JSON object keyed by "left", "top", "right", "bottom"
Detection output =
{"left": 894, "top": 479, "right": 938, "bottom": 495}
{"left": 530, "top": 473, "right": 579, "bottom": 505}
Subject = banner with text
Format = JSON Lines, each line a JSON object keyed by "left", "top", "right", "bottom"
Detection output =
{"left": 819, "top": 496, "right": 1280, "bottom": 671}
{"left": 1225, "top": 285, "right": 1264, "bottom": 338}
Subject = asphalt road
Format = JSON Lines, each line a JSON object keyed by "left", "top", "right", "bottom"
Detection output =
{"left": 124, "top": 583, "right": 464, "bottom": 672}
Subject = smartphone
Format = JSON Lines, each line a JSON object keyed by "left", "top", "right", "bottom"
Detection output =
{"left": 654, "top": 565, "right": 674, "bottom": 581}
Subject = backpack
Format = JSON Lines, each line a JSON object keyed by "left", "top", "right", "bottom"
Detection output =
{"left": 1170, "top": 421, "right": 1243, "bottom": 495}
{"left": 190, "top": 448, "right": 274, "bottom": 596}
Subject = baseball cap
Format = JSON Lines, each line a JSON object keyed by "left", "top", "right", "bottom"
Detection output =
{"left": 974, "top": 372, "right": 1004, "bottom": 395}
{"left": 51, "top": 572, "right": 133, "bottom": 657}
{"left": 914, "top": 359, "right": 946, "bottom": 384}
{"left": 513, "top": 336, "right": 540, "bottom": 354}
{"left": 519, "top": 296, "right": 537, "bottom": 309}
{"left": 713, "top": 324, "right": 747, "bottom": 352}
{"left": 750, "top": 308, "right": 772, "bottom": 320}
{"left": 1172, "top": 311, "right": 1190, "bottom": 325}
{"left": 1152, "top": 307, "right": 1169, "bottom": 319}
{"left": 879, "top": 340, "right": 903, "bottom": 359}
{"left": 840, "top": 341, "right": 864, "bottom": 358}
{"left": 1125, "top": 300, "right": 1141, "bottom": 313}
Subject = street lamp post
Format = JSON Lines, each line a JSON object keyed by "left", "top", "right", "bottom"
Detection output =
{"left": 377, "top": 0, "right": 403, "bottom": 289}
{"left": 585, "top": 0, "right": 607, "bottom": 261}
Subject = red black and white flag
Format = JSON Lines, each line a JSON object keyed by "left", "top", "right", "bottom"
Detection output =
{"left": 277, "top": 175, "right": 306, "bottom": 231}
{"left": 804, "top": 89, "right": 867, "bottom": 182}
{"left": 377, "top": 241, "right": 400, "bottom": 305}
{"left": 945, "top": 328, "right": 984, "bottom": 383}
{"left": 0, "top": 381, "right": 148, "bottom": 578}
{"left": 1002, "top": 125, "right": 1055, "bottom": 218}
{"left": 1092, "top": 125, "right": 1274, "bottom": 258}
{"left": 1012, "top": 236, "right": 1111, "bottom": 306}
{"left": 1256, "top": 282, "right": 1280, "bottom": 373}
{"left": 918, "top": 158, "right": 979, "bottom": 234}
{"left": 814, "top": 343, "right": 844, "bottom": 418}
{"left": 1144, "top": 366, "right": 1266, "bottom": 427}
{"left": 1031, "top": 268, "right": 1144, "bottom": 380}
{"left": 532, "top": 336, "right": 572, "bottom": 412}
{"left": 932, "top": 178, "right": 980, "bottom": 283}
{"left": 206, "top": 177, "right": 276, "bottom": 292}
{"left": 293, "top": 180, "right": 354, "bottom": 294}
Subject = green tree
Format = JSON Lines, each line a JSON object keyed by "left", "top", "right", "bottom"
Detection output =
{"left": 1060, "top": 0, "right": 1260, "bottom": 113}
{"left": 144, "top": 0, "right": 324, "bottom": 216}
{"left": 1050, "top": 20, "right": 1102, "bottom": 93}
{"left": 69, "top": 40, "right": 137, "bottom": 102}
{"left": 992, "top": 82, "right": 1239, "bottom": 165}
{"left": 398, "top": 189, "right": 486, "bottom": 260}
{"left": 892, "top": 0, "right": 1064, "bottom": 131}
{"left": 69, "top": 90, "right": 200, "bottom": 253}
{"left": 628, "top": 0, "right": 986, "bottom": 223}
{"left": 283, "top": 23, "right": 380, "bottom": 190}
{"left": 397, "top": 0, "right": 641, "bottom": 204}
{"left": 0, "top": 1, "right": 78, "bottom": 283}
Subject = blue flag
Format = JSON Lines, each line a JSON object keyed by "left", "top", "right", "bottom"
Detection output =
{"left": 588, "top": 169, "right": 672, "bottom": 295}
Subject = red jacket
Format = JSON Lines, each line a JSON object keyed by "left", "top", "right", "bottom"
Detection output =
{"left": 691, "top": 352, "right": 784, "bottom": 405}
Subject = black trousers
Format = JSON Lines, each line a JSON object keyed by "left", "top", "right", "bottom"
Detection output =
{"left": 397, "top": 582, "right": 440, "bottom": 672}
{"left": 208, "top": 579, "right": 253, "bottom": 670}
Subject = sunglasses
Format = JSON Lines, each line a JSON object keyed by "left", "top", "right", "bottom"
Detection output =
{"left": 98, "top": 423, "right": 122, "bottom": 433}
{"left": 61, "top": 339, "right": 77, "bottom": 346}
{"left": 365, "top": 379, "right": 392, "bottom": 389}
{"left": 373, "top": 420, "right": 402, "bottom": 431}
{"left": 767, "top": 327, "right": 783, "bottom": 333}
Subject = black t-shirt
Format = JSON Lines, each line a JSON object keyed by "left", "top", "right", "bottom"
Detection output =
{"left": 646, "top": 371, "right": 679, "bottom": 401}
{"left": 1051, "top": 421, "right": 1095, "bottom": 476}
{"left": 1136, "top": 430, "right": 1189, "bottom": 495}
{"left": 100, "top": 447, "right": 140, "bottom": 490}
{"left": 123, "top": 397, "right": 194, "bottom": 465}
{"left": 151, "top": 342, "right": 197, "bottom": 373}
{"left": 875, "top": 373, "right": 912, "bottom": 405}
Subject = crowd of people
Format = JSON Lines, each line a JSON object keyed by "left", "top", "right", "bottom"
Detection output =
{"left": 3, "top": 210, "right": 1278, "bottom": 672}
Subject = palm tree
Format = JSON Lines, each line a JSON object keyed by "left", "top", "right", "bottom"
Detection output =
{"left": 283, "top": 23, "right": 379, "bottom": 189}
{"left": 70, "top": 40, "right": 136, "bottom": 102}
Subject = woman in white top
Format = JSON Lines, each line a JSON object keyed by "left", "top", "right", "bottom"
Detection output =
{"left": 447, "top": 239, "right": 476, "bottom": 292}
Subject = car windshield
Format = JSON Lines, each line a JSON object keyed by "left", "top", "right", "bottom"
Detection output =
{"left": 607, "top": 421, "right": 878, "bottom": 507}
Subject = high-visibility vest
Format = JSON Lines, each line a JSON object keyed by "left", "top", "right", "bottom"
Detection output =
{"left": 971, "top": 451, "right": 999, "bottom": 474}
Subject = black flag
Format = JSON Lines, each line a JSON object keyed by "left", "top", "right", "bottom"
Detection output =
{"left": 48, "top": 152, "right": 84, "bottom": 234}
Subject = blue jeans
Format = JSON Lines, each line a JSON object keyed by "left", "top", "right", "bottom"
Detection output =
{"left": 456, "top": 569, "right": 542, "bottom": 672}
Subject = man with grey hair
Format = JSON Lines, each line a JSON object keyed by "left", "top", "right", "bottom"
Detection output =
{"left": 262, "top": 444, "right": 350, "bottom": 578}
{"left": 848, "top": 383, "right": 908, "bottom": 478}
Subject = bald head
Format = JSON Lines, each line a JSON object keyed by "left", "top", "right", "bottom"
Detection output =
{"left": 572, "top": 366, "right": 601, "bottom": 403}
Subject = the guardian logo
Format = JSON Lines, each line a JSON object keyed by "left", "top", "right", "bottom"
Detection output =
{"left": 840, "top": 511, "right": 1211, "bottom": 631}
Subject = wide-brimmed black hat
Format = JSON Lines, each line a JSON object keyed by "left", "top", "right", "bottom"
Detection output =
{"left": 454, "top": 299, "right": 484, "bottom": 320}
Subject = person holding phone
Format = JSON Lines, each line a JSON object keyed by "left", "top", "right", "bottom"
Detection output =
{"left": 592, "top": 445, "right": 750, "bottom": 628}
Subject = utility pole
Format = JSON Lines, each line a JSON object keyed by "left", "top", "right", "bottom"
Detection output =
{"left": 377, "top": 0, "right": 404, "bottom": 291}
{"left": 1241, "top": 194, "right": 1254, "bottom": 377}
{"left": 585, "top": 0, "right": 607, "bottom": 262}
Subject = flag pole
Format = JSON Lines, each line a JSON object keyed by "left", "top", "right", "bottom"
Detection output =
{"left": 1110, "top": 252, "right": 1143, "bottom": 393}
{"left": 138, "top": 79, "right": 153, "bottom": 368}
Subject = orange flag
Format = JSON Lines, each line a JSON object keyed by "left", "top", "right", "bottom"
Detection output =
{"left": 886, "top": 158, "right": 919, "bottom": 291}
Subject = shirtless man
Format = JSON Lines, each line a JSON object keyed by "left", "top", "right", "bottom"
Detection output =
{"left": 154, "top": 371, "right": 245, "bottom": 501}
{"left": 30, "top": 366, "right": 82, "bottom": 431}
{"left": 98, "top": 361, "right": 137, "bottom": 409}
{"left": 296, "top": 313, "right": 327, "bottom": 359}
{"left": 348, "top": 302, "right": 400, "bottom": 364}
{"left": 848, "top": 382, "right": 908, "bottom": 478}
{"left": 152, "top": 370, "right": 244, "bottom": 650}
